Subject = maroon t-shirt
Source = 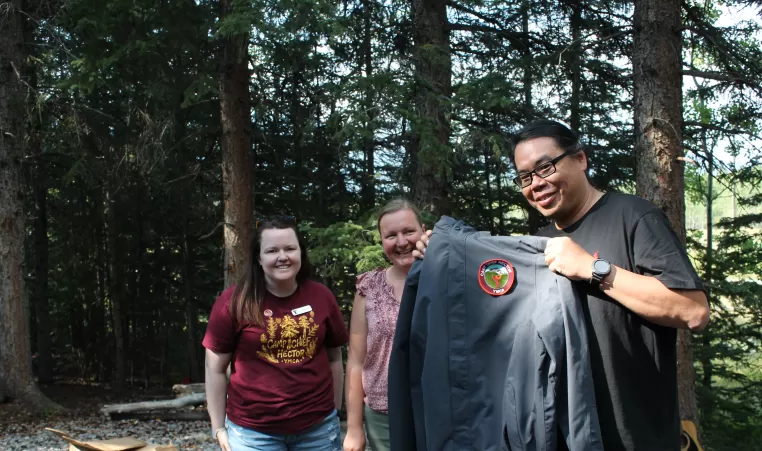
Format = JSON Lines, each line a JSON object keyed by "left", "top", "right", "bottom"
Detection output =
{"left": 202, "top": 280, "right": 349, "bottom": 434}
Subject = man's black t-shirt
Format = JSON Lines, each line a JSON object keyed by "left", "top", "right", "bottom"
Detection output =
{"left": 537, "top": 192, "right": 704, "bottom": 451}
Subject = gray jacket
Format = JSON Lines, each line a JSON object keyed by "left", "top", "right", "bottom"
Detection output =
{"left": 388, "top": 216, "right": 603, "bottom": 451}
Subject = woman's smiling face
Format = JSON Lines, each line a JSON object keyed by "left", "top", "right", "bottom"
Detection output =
{"left": 379, "top": 209, "right": 424, "bottom": 271}
{"left": 258, "top": 228, "right": 302, "bottom": 286}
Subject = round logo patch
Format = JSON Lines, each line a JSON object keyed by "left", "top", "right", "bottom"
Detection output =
{"left": 478, "top": 259, "right": 515, "bottom": 296}
{"left": 264, "top": 309, "right": 273, "bottom": 317}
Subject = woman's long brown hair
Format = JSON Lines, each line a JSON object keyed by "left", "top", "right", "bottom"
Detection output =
{"left": 229, "top": 218, "right": 312, "bottom": 327}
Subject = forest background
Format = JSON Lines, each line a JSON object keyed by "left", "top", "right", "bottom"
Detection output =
{"left": 1, "top": 0, "right": 762, "bottom": 449}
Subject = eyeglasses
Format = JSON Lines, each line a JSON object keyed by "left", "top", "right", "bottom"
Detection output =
{"left": 255, "top": 215, "right": 296, "bottom": 229}
{"left": 512, "top": 148, "right": 582, "bottom": 188}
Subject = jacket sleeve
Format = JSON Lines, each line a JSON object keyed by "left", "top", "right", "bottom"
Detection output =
{"left": 556, "top": 275, "right": 604, "bottom": 451}
{"left": 388, "top": 258, "right": 423, "bottom": 451}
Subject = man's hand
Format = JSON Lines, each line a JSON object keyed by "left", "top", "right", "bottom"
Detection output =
{"left": 412, "top": 229, "right": 433, "bottom": 259}
{"left": 343, "top": 426, "right": 367, "bottom": 451}
{"left": 544, "top": 237, "right": 595, "bottom": 281}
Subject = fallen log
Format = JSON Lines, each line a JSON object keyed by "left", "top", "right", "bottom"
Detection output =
{"left": 109, "top": 410, "right": 210, "bottom": 422}
{"left": 101, "top": 393, "right": 206, "bottom": 418}
{"left": 171, "top": 383, "right": 205, "bottom": 397}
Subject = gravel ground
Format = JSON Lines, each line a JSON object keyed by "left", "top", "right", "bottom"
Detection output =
{"left": 0, "top": 414, "right": 357, "bottom": 450}
{"left": 0, "top": 383, "right": 365, "bottom": 450}
{"left": 1, "top": 416, "right": 220, "bottom": 450}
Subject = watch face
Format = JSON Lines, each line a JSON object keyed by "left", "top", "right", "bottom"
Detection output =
{"left": 593, "top": 259, "right": 611, "bottom": 273}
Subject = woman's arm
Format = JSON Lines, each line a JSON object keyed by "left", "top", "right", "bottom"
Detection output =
{"left": 205, "top": 348, "right": 232, "bottom": 449}
{"left": 328, "top": 346, "right": 345, "bottom": 410}
{"left": 344, "top": 293, "right": 369, "bottom": 433}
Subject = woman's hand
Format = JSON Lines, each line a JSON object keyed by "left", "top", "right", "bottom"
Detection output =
{"left": 412, "top": 229, "right": 433, "bottom": 259}
{"left": 343, "top": 425, "right": 366, "bottom": 451}
{"left": 216, "top": 428, "right": 231, "bottom": 451}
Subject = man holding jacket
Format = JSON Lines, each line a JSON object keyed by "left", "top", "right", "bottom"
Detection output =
{"left": 414, "top": 120, "right": 709, "bottom": 450}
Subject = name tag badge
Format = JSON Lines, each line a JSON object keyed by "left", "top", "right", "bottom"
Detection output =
{"left": 291, "top": 305, "right": 313, "bottom": 316}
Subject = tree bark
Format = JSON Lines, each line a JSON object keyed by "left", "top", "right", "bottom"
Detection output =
{"left": 410, "top": 0, "right": 452, "bottom": 216}
{"left": 220, "top": 0, "right": 254, "bottom": 288}
{"left": 633, "top": 0, "right": 700, "bottom": 440}
{"left": 0, "top": 0, "right": 58, "bottom": 410}
{"left": 107, "top": 190, "right": 126, "bottom": 392}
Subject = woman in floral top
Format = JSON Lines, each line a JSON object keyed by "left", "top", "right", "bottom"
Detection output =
{"left": 343, "top": 199, "right": 425, "bottom": 451}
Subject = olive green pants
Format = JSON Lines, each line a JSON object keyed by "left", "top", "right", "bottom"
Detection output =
{"left": 364, "top": 405, "right": 390, "bottom": 451}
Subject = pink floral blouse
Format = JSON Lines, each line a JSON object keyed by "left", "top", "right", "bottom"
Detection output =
{"left": 356, "top": 267, "right": 400, "bottom": 413}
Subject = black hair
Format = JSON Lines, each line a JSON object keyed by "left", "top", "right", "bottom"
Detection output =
{"left": 510, "top": 119, "right": 583, "bottom": 159}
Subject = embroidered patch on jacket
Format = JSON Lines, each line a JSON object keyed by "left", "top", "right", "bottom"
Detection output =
{"left": 478, "top": 259, "right": 516, "bottom": 296}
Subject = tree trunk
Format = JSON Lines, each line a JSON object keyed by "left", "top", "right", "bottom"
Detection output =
{"left": 0, "top": 0, "right": 57, "bottom": 409}
{"left": 568, "top": 2, "right": 582, "bottom": 132}
{"left": 220, "top": 0, "right": 254, "bottom": 288}
{"left": 31, "top": 159, "right": 53, "bottom": 384}
{"left": 521, "top": 1, "right": 546, "bottom": 234}
{"left": 361, "top": 0, "right": 376, "bottom": 213}
{"left": 410, "top": 0, "right": 451, "bottom": 216}
{"left": 521, "top": 0, "right": 532, "bottom": 118}
{"left": 107, "top": 190, "right": 126, "bottom": 392}
{"left": 182, "top": 222, "right": 201, "bottom": 383}
{"left": 94, "top": 191, "right": 109, "bottom": 382}
{"left": 21, "top": 8, "right": 54, "bottom": 385}
{"left": 291, "top": 70, "right": 303, "bottom": 198}
{"left": 700, "top": 126, "right": 713, "bottom": 416}
{"left": 101, "top": 393, "right": 207, "bottom": 417}
{"left": 172, "top": 383, "right": 206, "bottom": 397}
{"left": 633, "top": 0, "right": 700, "bottom": 440}
{"left": 483, "top": 144, "right": 494, "bottom": 232}
{"left": 496, "top": 157, "right": 505, "bottom": 234}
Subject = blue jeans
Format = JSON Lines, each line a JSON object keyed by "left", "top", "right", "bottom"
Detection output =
{"left": 226, "top": 410, "right": 342, "bottom": 451}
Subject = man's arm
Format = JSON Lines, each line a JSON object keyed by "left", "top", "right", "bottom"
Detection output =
{"left": 600, "top": 264, "right": 708, "bottom": 330}
{"left": 544, "top": 237, "right": 709, "bottom": 331}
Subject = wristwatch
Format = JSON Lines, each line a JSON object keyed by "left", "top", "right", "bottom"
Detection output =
{"left": 590, "top": 258, "right": 611, "bottom": 285}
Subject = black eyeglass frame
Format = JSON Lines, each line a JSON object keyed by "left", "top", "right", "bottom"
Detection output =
{"left": 255, "top": 215, "right": 297, "bottom": 229}
{"left": 512, "top": 147, "right": 583, "bottom": 188}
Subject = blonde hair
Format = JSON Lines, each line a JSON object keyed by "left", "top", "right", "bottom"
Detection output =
{"left": 376, "top": 199, "right": 423, "bottom": 232}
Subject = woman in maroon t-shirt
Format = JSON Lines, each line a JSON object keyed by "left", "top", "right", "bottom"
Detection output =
{"left": 343, "top": 200, "right": 425, "bottom": 451}
{"left": 203, "top": 217, "right": 349, "bottom": 451}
